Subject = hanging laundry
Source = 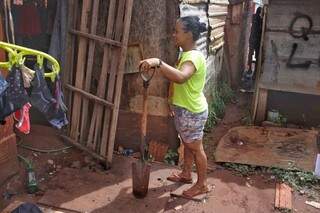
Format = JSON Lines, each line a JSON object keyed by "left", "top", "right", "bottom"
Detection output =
{"left": 16, "top": 2, "right": 42, "bottom": 37}
{"left": 0, "top": 72, "right": 9, "bottom": 96}
{"left": 21, "top": 65, "right": 35, "bottom": 88}
{"left": 13, "top": 0, "right": 24, "bottom": 6}
{"left": 0, "top": 66, "right": 29, "bottom": 123}
{"left": 0, "top": 72, "right": 9, "bottom": 125}
{"left": 14, "top": 102, "right": 31, "bottom": 134}
{"left": 30, "top": 65, "right": 68, "bottom": 129}
{"left": 54, "top": 75, "right": 67, "bottom": 112}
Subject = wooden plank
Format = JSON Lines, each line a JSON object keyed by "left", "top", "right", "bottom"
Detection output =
{"left": 65, "top": 84, "right": 114, "bottom": 108}
{"left": 106, "top": 0, "right": 134, "bottom": 165}
{"left": 80, "top": 0, "right": 100, "bottom": 143}
{"left": 209, "top": 0, "right": 229, "bottom": 5}
{"left": 266, "top": 28, "right": 320, "bottom": 35}
{"left": 255, "top": 88, "right": 268, "bottom": 124}
{"left": 69, "top": 30, "right": 122, "bottom": 47}
{"left": 263, "top": 32, "right": 320, "bottom": 61}
{"left": 215, "top": 126, "right": 319, "bottom": 171}
{"left": 1, "top": 200, "right": 81, "bottom": 213}
{"left": 258, "top": 82, "right": 320, "bottom": 96}
{"left": 99, "top": 0, "right": 127, "bottom": 155}
{"left": 208, "top": 4, "right": 228, "bottom": 14}
{"left": 87, "top": 0, "right": 118, "bottom": 149}
{"left": 223, "top": 28, "right": 233, "bottom": 86}
{"left": 65, "top": 0, "right": 78, "bottom": 129}
{"left": 37, "top": 202, "right": 82, "bottom": 213}
{"left": 230, "top": 3, "right": 243, "bottom": 24}
{"left": 275, "top": 183, "right": 292, "bottom": 210}
{"left": 69, "top": 1, "right": 92, "bottom": 140}
{"left": 267, "top": 0, "right": 320, "bottom": 29}
{"left": 252, "top": 6, "right": 267, "bottom": 122}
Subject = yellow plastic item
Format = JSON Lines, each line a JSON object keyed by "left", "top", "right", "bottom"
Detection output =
{"left": 0, "top": 41, "right": 60, "bottom": 82}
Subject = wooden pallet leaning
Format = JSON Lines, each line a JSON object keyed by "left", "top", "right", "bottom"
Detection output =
{"left": 87, "top": 0, "right": 119, "bottom": 151}
{"left": 99, "top": 0, "right": 127, "bottom": 156}
{"left": 64, "top": 0, "right": 78, "bottom": 126}
{"left": 105, "top": 0, "right": 134, "bottom": 165}
{"left": 65, "top": 0, "right": 134, "bottom": 166}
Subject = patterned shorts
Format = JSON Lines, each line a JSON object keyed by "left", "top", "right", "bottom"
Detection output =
{"left": 173, "top": 105, "right": 208, "bottom": 143}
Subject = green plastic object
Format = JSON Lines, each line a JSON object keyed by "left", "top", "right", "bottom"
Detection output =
{"left": 26, "top": 167, "right": 38, "bottom": 194}
{"left": 17, "top": 155, "right": 38, "bottom": 194}
{"left": 0, "top": 41, "right": 60, "bottom": 82}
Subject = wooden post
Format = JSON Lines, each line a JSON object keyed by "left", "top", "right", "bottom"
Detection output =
{"left": 252, "top": 6, "right": 268, "bottom": 122}
{"left": 255, "top": 88, "right": 268, "bottom": 124}
{"left": 64, "top": 0, "right": 77, "bottom": 126}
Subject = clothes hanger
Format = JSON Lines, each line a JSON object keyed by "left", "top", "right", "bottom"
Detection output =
{"left": 0, "top": 41, "right": 60, "bottom": 82}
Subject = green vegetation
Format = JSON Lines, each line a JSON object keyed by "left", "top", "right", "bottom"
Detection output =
{"left": 205, "top": 82, "right": 235, "bottom": 132}
{"left": 222, "top": 163, "right": 320, "bottom": 193}
{"left": 164, "top": 149, "right": 179, "bottom": 166}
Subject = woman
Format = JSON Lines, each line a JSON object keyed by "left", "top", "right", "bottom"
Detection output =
{"left": 140, "top": 16, "right": 209, "bottom": 198}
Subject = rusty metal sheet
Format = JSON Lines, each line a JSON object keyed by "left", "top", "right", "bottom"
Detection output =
{"left": 182, "top": 0, "right": 208, "bottom": 3}
{"left": 208, "top": 4, "right": 228, "bottom": 14}
{"left": 215, "top": 126, "right": 319, "bottom": 171}
{"left": 209, "top": 17, "right": 226, "bottom": 27}
{"left": 209, "top": 0, "right": 229, "bottom": 4}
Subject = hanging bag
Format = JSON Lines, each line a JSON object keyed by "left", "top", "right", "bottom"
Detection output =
{"left": 0, "top": 66, "right": 29, "bottom": 121}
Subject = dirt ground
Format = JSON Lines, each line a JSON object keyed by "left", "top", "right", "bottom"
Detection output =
{"left": 0, "top": 94, "right": 319, "bottom": 213}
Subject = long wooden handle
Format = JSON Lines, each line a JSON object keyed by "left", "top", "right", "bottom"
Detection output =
{"left": 140, "top": 87, "right": 148, "bottom": 160}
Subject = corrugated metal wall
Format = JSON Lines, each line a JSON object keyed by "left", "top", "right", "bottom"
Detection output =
{"left": 180, "top": 2, "right": 209, "bottom": 57}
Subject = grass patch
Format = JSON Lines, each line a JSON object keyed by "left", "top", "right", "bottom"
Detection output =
{"left": 204, "top": 82, "right": 235, "bottom": 132}
{"left": 222, "top": 163, "right": 320, "bottom": 192}
{"left": 164, "top": 149, "right": 179, "bottom": 166}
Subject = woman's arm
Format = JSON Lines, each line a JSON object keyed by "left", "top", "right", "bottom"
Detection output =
{"left": 140, "top": 58, "right": 195, "bottom": 84}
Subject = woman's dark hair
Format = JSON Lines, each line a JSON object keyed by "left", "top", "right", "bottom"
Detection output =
{"left": 179, "top": 16, "right": 207, "bottom": 41}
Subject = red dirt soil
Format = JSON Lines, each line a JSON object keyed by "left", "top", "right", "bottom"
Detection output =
{"left": 0, "top": 94, "right": 319, "bottom": 212}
